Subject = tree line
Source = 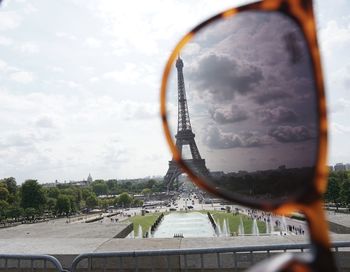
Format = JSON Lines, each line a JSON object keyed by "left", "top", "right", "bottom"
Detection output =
{"left": 325, "top": 171, "right": 350, "bottom": 208}
{"left": 0, "top": 177, "right": 165, "bottom": 222}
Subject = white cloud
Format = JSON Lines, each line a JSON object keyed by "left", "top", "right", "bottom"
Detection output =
{"left": 55, "top": 32, "right": 77, "bottom": 41}
{"left": 56, "top": 79, "right": 80, "bottom": 89}
{"left": 103, "top": 63, "right": 141, "bottom": 83}
{"left": 85, "top": 37, "right": 101, "bottom": 48}
{"left": 18, "top": 41, "right": 39, "bottom": 54}
{"left": 0, "top": 11, "right": 21, "bottom": 31}
{"left": 0, "top": 35, "right": 13, "bottom": 46}
{"left": 0, "top": 58, "right": 9, "bottom": 71}
{"left": 89, "top": 76, "right": 99, "bottom": 83}
{"left": 332, "top": 98, "right": 350, "bottom": 113}
{"left": 80, "top": 66, "right": 94, "bottom": 73}
{"left": 48, "top": 66, "right": 64, "bottom": 73}
{"left": 116, "top": 100, "right": 158, "bottom": 120}
{"left": 88, "top": 1, "right": 239, "bottom": 57}
{"left": 101, "top": 63, "right": 157, "bottom": 88}
{"left": 101, "top": 139, "right": 128, "bottom": 166}
{"left": 35, "top": 116, "right": 55, "bottom": 128}
{"left": 331, "top": 122, "right": 350, "bottom": 134}
{"left": 9, "top": 71, "right": 34, "bottom": 84}
{"left": 320, "top": 20, "right": 350, "bottom": 56}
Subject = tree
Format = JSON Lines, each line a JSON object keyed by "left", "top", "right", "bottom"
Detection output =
{"left": 86, "top": 195, "right": 98, "bottom": 209}
{"left": 82, "top": 188, "right": 93, "bottom": 200}
{"left": 117, "top": 192, "right": 132, "bottom": 207}
{"left": 0, "top": 187, "right": 9, "bottom": 201}
{"left": 340, "top": 179, "right": 350, "bottom": 206}
{"left": 24, "top": 207, "right": 37, "bottom": 220}
{"left": 325, "top": 176, "right": 341, "bottom": 204}
{"left": 141, "top": 188, "right": 152, "bottom": 199}
{"left": 46, "top": 187, "right": 60, "bottom": 199}
{"left": 67, "top": 195, "right": 78, "bottom": 212}
{"left": 3, "top": 177, "right": 17, "bottom": 195}
{"left": 107, "top": 179, "right": 117, "bottom": 193}
{"left": 0, "top": 200, "right": 9, "bottom": 220}
{"left": 6, "top": 206, "right": 23, "bottom": 220}
{"left": 147, "top": 179, "right": 156, "bottom": 189}
{"left": 100, "top": 199, "right": 110, "bottom": 209}
{"left": 46, "top": 197, "right": 57, "bottom": 212}
{"left": 56, "top": 195, "right": 71, "bottom": 215}
{"left": 92, "top": 181, "right": 108, "bottom": 196}
{"left": 132, "top": 198, "right": 143, "bottom": 207}
{"left": 20, "top": 180, "right": 46, "bottom": 213}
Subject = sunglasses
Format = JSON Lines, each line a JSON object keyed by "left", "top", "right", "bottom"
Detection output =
{"left": 160, "top": 0, "right": 336, "bottom": 271}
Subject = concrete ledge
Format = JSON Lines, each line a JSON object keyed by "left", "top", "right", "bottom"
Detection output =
{"left": 328, "top": 221, "right": 350, "bottom": 234}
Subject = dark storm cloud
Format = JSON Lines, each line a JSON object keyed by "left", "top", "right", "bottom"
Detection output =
{"left": 268, "top": 125, "right": 314, "bottom": 143}
{"left": 240, "top": 131, "right": 265, "bottom": 147}
{"left": 210, "top": 105, "right": 248, "bottom": 124}
{"left": 188, "top": 54, "right": 263, "bottom": 101}
{"left": 257, "top": 106, "right": 297, "bottom": 124}
{"left": 203, "top": 125, "right": 265, "bottom": 149}
{"left": 252, "top": 90, "right": 292, "bottom": 105}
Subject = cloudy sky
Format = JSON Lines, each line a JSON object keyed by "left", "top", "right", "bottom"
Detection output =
{"left": 0, "top": 0, "right": 349, "bottom": 183}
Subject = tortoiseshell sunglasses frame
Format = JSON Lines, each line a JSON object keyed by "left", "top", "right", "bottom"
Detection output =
{"left": 160, "top": 0, "right": 335, "bottom": 270}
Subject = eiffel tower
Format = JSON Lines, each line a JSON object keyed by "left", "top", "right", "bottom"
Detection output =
{"left": 164, "top": 56, "right": 209, "bottom": 191}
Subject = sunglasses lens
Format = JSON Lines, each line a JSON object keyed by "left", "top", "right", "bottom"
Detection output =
{"left": 164, "top": 11, "right": 318, "bottom": 202}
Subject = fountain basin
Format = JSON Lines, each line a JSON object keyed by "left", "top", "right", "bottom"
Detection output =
{"left": 153, "top": 212, "right": 216, "bottom": 238}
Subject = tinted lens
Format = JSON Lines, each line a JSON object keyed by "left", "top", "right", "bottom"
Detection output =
{"left": 165, "top": 11, "right": 318, "bottom": 202}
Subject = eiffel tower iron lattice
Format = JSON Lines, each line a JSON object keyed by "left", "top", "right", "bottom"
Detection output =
{"left": 164, "top": 56, "right": 209, "bottom": 190}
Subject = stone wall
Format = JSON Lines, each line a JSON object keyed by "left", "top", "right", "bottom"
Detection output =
{"left": 328, "top": 221, "right": 350, "bottom": 234}
{"left": 114, "top": 223, "right": 133, "bottom": 238}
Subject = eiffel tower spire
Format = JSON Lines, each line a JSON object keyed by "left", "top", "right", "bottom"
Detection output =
{"left": 164, "top": 56, "right": 209, "bottom": 191}
{"left": 176, "top": 56, "right": 192, "bottom": 132}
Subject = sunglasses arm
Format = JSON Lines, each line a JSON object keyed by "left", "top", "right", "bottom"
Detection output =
{"left": 302, "top": 200, "right": 338, "bottom": 271}
{"left": 248, "top": 199, "right": 337, "bottom": 272}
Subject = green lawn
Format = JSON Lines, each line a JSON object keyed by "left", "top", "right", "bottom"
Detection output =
{"left": 128, "top": 213, "right": 162, "bottom": 236}
{"left": 206, "top": 211, "right": 266, "bottom": 235}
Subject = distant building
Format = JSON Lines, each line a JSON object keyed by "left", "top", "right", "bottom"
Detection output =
{"left": 334, "top": 163, "right": 346, "bottom": 172}
{"left": 69, "top": 180, "right": 88, "bottom": 187}
{"left": 87, "top": 173, "right": 93, "bottom": 184}
{"left": 42, "top": 180, "right": 59, "bottom": 188}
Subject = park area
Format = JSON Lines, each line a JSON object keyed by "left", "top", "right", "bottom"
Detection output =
{"left": 127, "top": 211, "right": 266, "bottom": 238}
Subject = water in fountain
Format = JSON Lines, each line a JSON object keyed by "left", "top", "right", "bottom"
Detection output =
{"left": 137, "top": 225, "right": 143, "bottom": 238}
{"left": 129, "top": 230, "right": 135, "bottom": 238}
{"left": 269, "top": 215, "right": 274, "bottom": 233}
{"left": 281, "top": 216, "right": 288, "bottom": 233}
{"left": 216, "top": 219, "right": 222, "bottom": 237}
{"left": 265, "top": 220, "right": 269, "bottom": 234}
{"left": 252, "top": 219, "right": 260, "bottom": 236}
{"left": 148, "top": 226, "right": 152, "bottom": 238}
{"left": 222, "top": 219, "right": 229, "bottom": 237}
{"left": 225, "top": 219, "right": 231, "bottom": 236}
{"left": 153, "top": 212, "right": 216, "bottom": 238}
{"left": 238, "top": 216, "right": 245, "bottom": 236}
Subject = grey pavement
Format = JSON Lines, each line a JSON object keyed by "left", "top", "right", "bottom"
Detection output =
{"left": 95, "top": 234, "right": 350, "bottom": 252}
{"left": 0, "top": 225, "right": 348, "bottom": 255}
{"left": 0, "top": 216, "right": 130, "bottom": 254}
{"left": 326, "top": 211, "right": 350, "bottom": 227}
{"left": 0, "top": 219, "right": 129, "bottom": 239}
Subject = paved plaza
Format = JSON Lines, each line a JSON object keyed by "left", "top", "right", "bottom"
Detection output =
{"left": 0, "top": 194, "right": 349, "bottom": 255}
{"left": 0, "top": 216, "right": 130, "bottom": 254}
{"left": 327, "top": 211, "right": 350, "bottom": 228}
